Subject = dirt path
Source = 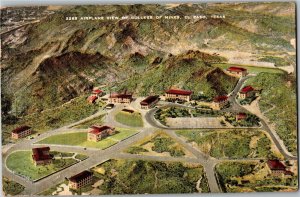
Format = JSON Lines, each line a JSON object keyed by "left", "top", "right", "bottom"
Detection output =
{"left": 196, "top": 176, "right": 203, "bottom": 193}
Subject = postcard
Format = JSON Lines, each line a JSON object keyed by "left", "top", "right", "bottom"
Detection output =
{"left": 1, "top": 2, "right": 298, "bottom": 196}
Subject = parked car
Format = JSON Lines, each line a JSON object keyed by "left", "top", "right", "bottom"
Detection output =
{"left": 105, "top": 103, "right": 114, "bottom": 109}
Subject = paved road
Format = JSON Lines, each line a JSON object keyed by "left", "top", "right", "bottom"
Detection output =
{"left": 2, "top": 75, "right": 297, "bottom": 195}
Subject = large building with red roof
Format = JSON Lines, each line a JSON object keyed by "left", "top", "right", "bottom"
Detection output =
{"left": 212, "top": 95, "right": 229, "bottom": 110}
{"left": 108, "top": 92, "right": 133, "bottom": 104}
{"left": 11, "top": 126, "right": 32, "bottom": 139}
{"left": 92, "top": 88, "right": 103, "bottom": 96}
{"left": 238, "top": 85, "right": 256, "bottom": 99}
{"left": 87, "top": 125, "right": 115, "bottom": 142}
{"left": 69, "top": 170, "right": 93, "bottom": 190}
{"left": 140, "top": 95, "right": 159, "bottom": 109}
{"left": 266, "top": 160, "right": 293, "bottom": 177}
{"left": 87, "top": 95, "right": 97, "bottom": 104}
{"left": 32, "top": 147, "right": 52, "bottom": 166}
{"left": 226, "top": 66, "right": 248, "bottom": 77}
{"left": 165, "top": 88, "right": 192, "bottom": 102}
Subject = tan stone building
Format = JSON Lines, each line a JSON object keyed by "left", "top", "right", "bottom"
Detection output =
{"left": 11, "top": 126, "right": 32, "bottom": 139}
{"left": 165, "top": 89, "right": 192, "bottom": 102}
{"left": 212, "top": 95, "right": 229, "bottom": 110}
{"left": 108, "top": 93, "right": 133, "bottom": 104}
{"left": 69, "top": 171, "right": 93, "bottom": 190}
{"left": 226, "top": 66, "right": 248, "bottom": 77}
{"left": 87, "top": 125, "right": 115, "bottom": 142}
{"left": 238, "top": 85, "right": 256, "bottom": 99}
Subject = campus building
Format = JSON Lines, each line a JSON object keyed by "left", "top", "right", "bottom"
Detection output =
{"left": 236, "top": 113, "right": 247, "bottom": 121}
{"left": 87, "top": 95, "right": 97, "bottom": 104}
{"left": 108, "top": 92, "right": 133, "bottom": 104}
{"left": 69, "top": 171, "right": 93, "bottom": 190}
{"left": 266, "top": 160, "right": 293, "bottom": 177}
{"left": 32, "top": 147, "right": 52, "bottom": 166}
{"left": 238, "top": 85, "right": 256, "bottom": 99}
{"left": 212, "top": 95, "right": 229, "bottom": 110}
{"left": 11, "top": 125, "right": 32, "bottom": 139}
{"left": 92, "top": 89, "right": 103, "bottom": 96}
{"left": 226, "top": 66, "right": 248, "bottom": 77}
{"left": 165, "top": 89, "right": 192, "bottom": 102}
{"left": 87, "top": 125, "right": 115, "bottom": 142}
{"left": 140, "top": 95, "right": 159, "bottom": 109}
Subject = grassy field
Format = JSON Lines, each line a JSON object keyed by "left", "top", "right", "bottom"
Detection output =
{"left": 6, "top": 151, "right": 78, "bottom": 181}
{"left": 2, "top": 95, "right": 105, "bottom": 145}
{"left": 245, "top": 72, "right": 297, "bottom": 155}
{"left": 213, "top": 63, "right": 285, "bottom": 74}
{"left": 2, "top": 177, "right": 25, "bottom": 196}
{"left": 37, "top": 128, "right": 138, "bottom": 149}
{"left": 91, "top": 159, "right": 210, "bottom": 194}
{"left": 115, "top": 111, "right": 144, "bottom": 127}
{"left": 216, "top": 161, "right": 298, "bottom": 192}
{"left": 176, "top": 129, "right": 281, "bottom": 159}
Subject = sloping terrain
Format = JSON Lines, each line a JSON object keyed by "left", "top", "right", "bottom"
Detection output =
{"left": 1, "top": 3, "right": 295, "bottom": 125}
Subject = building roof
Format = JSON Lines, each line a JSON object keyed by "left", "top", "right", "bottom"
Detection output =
{"left": 240, "top": 86, "right": 254, "bottom": 93}
{"left": 87, "top": 95, "right": 97, "bottom": 103}
{"left": 69, "top": 170, "right": 93, "bottom": 182}
{"left": 140, "top": 95, "right": 159, "bottom": 105}
{"left": 227, "top": 66, "right": 247, "bottom": 72}
{"left": 267, "top": 160, "right": 286, "bottom": 171}
{"left": 12, "top": 126, "right": 31, "bottom": 134}
{"left": 109, "top": 93, "right": 132, "bottom": 99}
{"left": 236, "top": 113, "right": 247, "bottom": 120}
{"left": 93, "top": 89, "right": 102, "bottom": 94}
{"left": 89, "top": 125, "right": 113, "bottom": 135}
{"left": 213, "top": 95, "right": 228, "bottom": 102}
{"left": 122, "top": 109, "right": 134, "bottom": 113}
{"left": 165, "top": 89, "right": 192, "bottom": 95}
{"left": 32, "top": 147, "right": 52, "bottom": 161}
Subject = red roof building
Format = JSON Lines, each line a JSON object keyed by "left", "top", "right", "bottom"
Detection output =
{"left": 92, "top": 89, "right": 103, "bottom": 95}
{"left": 88, "top": 125, "right": 115, "bottom": 142}
{"left": 69, "top": 170, "right": 93, "bottom": 190}
{"left": 266, "top": 160, "right": 293, "bottom": 176}
{"left": 140, "top": 95, "right": 159, "bottom": 109}
{"left": 238, "top": 86, "right": 256, "bottom": 99}
{"left": 236, "top": 113, "right": 247, "bottom": 121}
{"left": 213, "top": 95, "right": 228, "bottom": 102}
{"left": 212, "top": 95, "right": 229, "bottom": 110}
{"left": 267, "top": 160, "right": 286, "bottom": 171}
{"left": 11, "top": 126, "right": 32, "bottom": 139}
{"left": 87, "top": 95, "right": 97, "bottom": 103}
{"left": 227, "top": 66, "right": 247, "bottom": 77}
{"left": 165, "top": 89, "right": 192, "bottom": 102}
{"left": 32, "top": 147, "right": 52, "bottom": 165}
{"left": 240, "top": 86, "right": 254, "bottom": 93}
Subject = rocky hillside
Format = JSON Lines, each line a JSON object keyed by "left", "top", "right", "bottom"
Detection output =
{"left": 1, "top": 3, "right": 295, "bottom": 116}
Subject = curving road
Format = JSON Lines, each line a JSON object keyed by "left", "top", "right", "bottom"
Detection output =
{"left": 2, "top": 75, "right": 297, "bottom": 195}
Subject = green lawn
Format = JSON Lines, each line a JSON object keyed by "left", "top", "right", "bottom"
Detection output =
{"left": 213, "top": 63, "right": 285, "bottom": 74}
{"left": 115, "top": 111, "right": 144, "bottom": 127}
{"left": 2, "top": 95, "right": 105, "bottom": 145}
{"left": 6, "top": 151, "right": 78, "bottom": 181}
{"left": 37, "top": 128, "right": 138, "bottom": 149}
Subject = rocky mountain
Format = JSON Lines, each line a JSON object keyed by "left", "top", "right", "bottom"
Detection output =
{"left": 1, "top": 3, "right": 295, "bottom": 116}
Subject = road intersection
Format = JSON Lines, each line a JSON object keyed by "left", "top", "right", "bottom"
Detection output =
{"left": 2, "top": 76, "right": 297, "bottom": 195}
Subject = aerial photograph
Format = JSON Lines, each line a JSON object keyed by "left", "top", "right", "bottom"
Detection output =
{"left": 1, "top": 2, "right": 298, "bottom": 196}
